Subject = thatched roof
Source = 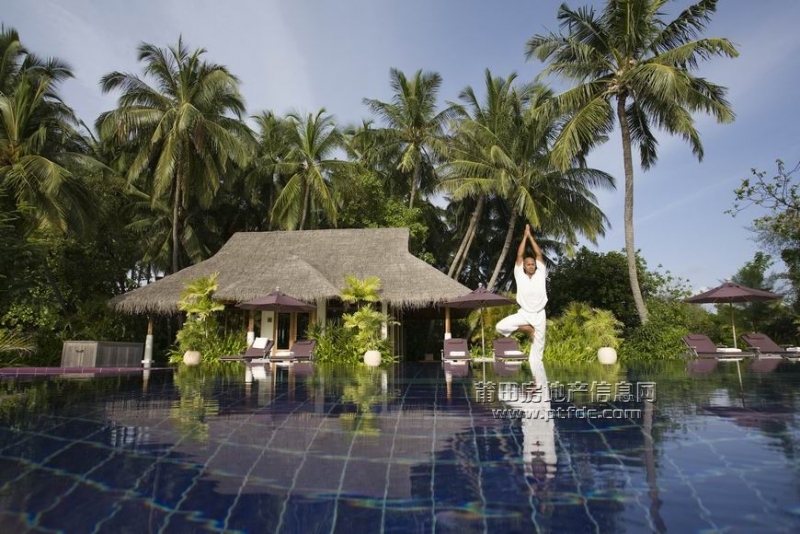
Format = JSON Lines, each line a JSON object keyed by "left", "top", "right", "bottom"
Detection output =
{"left": 110, "top": 228, "right": 472, "bottom": 315}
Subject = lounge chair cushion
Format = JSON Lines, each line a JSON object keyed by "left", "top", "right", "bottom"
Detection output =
{"left": 449, "top": 350, "right": 466, "bottom": 357}
{"left": 252, "top": 337, "right": 269, "bottom": 349}
{"left": 503, "top": 350, "right": 524, "bottom": 356}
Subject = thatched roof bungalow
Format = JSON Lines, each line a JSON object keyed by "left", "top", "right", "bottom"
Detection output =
{"left": 111, "top": 228, "right": 471, "bottom": 313}
{"left": 111, "top": 228, "right": 472, "bottom": 359}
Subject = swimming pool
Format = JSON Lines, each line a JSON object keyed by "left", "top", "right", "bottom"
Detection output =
{"left": 0, "top": 359, "right": 798, "bottom": 533}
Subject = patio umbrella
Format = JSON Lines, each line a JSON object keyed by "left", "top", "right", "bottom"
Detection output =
{"left": 236, "top": 288, "right": 316, "bottom": 312}
{"left": 237, "top": 288, "right": 316, "bottom": 348}
{"left": 684, "top": 281, "right": 782, "bottom": 348}
{"left": 445, "top": 285, "right": 516, "bottom": 358}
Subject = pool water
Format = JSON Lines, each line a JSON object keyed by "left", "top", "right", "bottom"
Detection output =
{"left": 0, "top": 359, "right": 799, "bottom": 533}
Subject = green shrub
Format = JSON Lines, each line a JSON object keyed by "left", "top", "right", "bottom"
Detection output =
{"left": 308, "top": 321, "right": 362, "bottom": 365}
{"left": 168, "top": 273, "right": 248, "bottom": 364}
{"left": 619, "top": 297, "right": 722, "bottom": 361}
{"left": 340, "top": 276, "right": 397, "bottom": 364}
{"left": 544, "top": 302, "right": 623, "bottom": 362}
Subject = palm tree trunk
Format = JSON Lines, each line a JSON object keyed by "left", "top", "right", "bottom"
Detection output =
{"left": 409, "top": 160, "right": 420, "bottom": 209}
{"left": 448, "top": 231, "right": 470, "bottom": 278}
{"left": 455, "top": 220, "right": 479, "bottom": 280}
{"left": 617, "top": 95, "right": 649, "bottom": 324}
{"left": 299, "top": 182, "right": 310, "bottom": 230}
{"left": 268, "top": 170, "right": 279, "bottom": 230}
{"left": 448, "top": 197, "right": 484, "bottom": 278}
{"left": 487, "top": 208, "right": 518, "bottom": 291}
{"left": 171, "top": 169, "right": 183, "bottom": 274}
{"left": 41, "top": 258, "right": 70, "bottom": 315}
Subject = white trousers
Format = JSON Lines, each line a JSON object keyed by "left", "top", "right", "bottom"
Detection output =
{"left": 496, "top": 309, "right": 548, "bottom": 400}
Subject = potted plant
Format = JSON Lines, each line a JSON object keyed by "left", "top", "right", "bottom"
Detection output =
{"left": 341, "top": 276, "right": 396, "bottom": 366}
{"left": 175, "top": 273, "right": 225, "bottom": 365}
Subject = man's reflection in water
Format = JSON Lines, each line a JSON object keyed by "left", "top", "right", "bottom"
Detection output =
{"left": 499, "top": 363, "right": 557, "bottom": 520}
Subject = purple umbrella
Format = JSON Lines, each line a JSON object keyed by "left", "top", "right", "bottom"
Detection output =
{"left": 236, "top": 288, "right": 316, "bottom": 312}
{"left": 237, "top": 288, "right": 316, "bottom": 353}
{"left": 446, "top": 285, "right": 516, "bottom": 358}
{"left": 684, "top": 282, "right": 782, "bottom": 348}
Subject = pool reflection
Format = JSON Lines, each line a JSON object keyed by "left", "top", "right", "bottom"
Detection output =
{"left": 0, "top": 359, "right": 798, "bottom": 533}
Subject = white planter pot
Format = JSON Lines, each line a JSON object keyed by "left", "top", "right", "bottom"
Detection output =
{"left": 597, "top": 347, "right": 617, "bottom": 365}
{"left": 183, "top": 350, "right": 202, "bottom": 366}
{"left": 364, "top": 350, "right": 381, "bottom": 367}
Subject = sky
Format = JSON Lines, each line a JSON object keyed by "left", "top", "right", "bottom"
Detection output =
{"left": 5, "top": 0, "right": 800, "bottom": 294}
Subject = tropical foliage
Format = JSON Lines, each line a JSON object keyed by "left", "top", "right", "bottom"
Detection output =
{"left": 526, "top": 0, "right": 738, "bottom": 323}
{"left": 544, "top": 302, "right": 623, "bottom": 362}
{"left": 341, "top": 276, "right": 397, "bottom": 361}
{"left": 0, "top": 4, "right": 761, "bottom": 363}
{"left": 547, "top": 247, "right": 689, "bottom": 331}
{"left": 170, "top": 273, "right": 245, "bottom": 363}
{"left": 729, "top": 159, "right": 800, "bottom": 313}
{"left": 97, "top": 38, "right": 252, "bottom": 274}
{"left": 308, "top": 321, "right": 362, "bottom": 365}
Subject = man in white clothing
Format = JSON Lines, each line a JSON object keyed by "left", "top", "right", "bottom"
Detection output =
{"left": 496, "top": 224, "right": 548, "bottom": 392}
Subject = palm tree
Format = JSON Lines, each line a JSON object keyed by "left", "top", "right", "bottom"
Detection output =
{"left": 242, "top": 111, "right": 293, "bottom": 231}
{"left": 97, "top": 37, "right": 252, "bottom": 274}
{"left": 271, "top": 109, "right": 342, "bottom": 230}
{"left": 0, "top": 26, "right": 25, "bottom": 94}
{"left": 125, "top": 185, "right": 215, "bottom": 273}
{"left": 0, "top": 29, "right": 94, "bottom": 236}
{"left": 526, "top": 0, "right": 738, "bottom": 324}
{"left": 444, "top": 70, "right": 521, "bottom": 279}
{"left": 363, "top": 68, "right": 453, "bottom": 209}
{"left": 443, "top": 72, "right": 614, "bottom": 291}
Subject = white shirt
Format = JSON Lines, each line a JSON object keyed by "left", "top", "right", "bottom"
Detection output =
{"left": 514, "top": 260, "right": 547, "bottom": 313}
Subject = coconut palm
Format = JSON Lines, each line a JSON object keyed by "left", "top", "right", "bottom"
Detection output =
{"left": 0, "top": 26, "right": 25, "bottom": 94}
{"left": 271, "top": 109, "right": 342, "bottom": 230}
{"left": 125, "top": 185, "right": 216, "bottom": 272}
{"left": 363, "top": 68, "right": 454, "bottom": 209}
{"left": 443, "top": 72, "right": 614, "bottom": 291}
{"left": 97, "top": 37, "right": 252, "bottom": 274}
{"left": 241, "top": 111, "right": 293, "bottom": 231}
{"left": 526, "top": 0, "right": 738, "bottom": 323}
{"left": 444, "top": 70, "right": 523, "bottom": 279}
{"left": 0, "top": 46, "right": 94, "bottom": 236}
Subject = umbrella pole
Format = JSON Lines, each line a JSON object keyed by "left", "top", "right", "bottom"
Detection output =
{"left": 730, "top": 303, "right": 737, "bottom": 348}
{"left": 481, "top": 307, "right": 486, "bottom": 359}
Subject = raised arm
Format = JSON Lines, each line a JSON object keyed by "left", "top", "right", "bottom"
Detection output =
{"left": 516, "top": 226, "right": 529, "bottom": 265}
{"left": 527, "top": 229, "right": 544, "bottom": 264}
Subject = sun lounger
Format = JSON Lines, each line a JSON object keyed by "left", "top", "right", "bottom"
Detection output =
{"left": 740, "top": 333, "right": 800, "bottom": 360}
{"left": 220, "top": 337, "right": 274, "bottom": 362}
{"left": 443, "top": 338, "right": 470, "bottom": 363}
{"left": 269, "top": 339, "right": 316, "bottom": 364}
{"left": 681, "top": 334, "right": 753, "bottom": 360}
{"left": 493, "top": 337, "right": 527, "bottom": 361}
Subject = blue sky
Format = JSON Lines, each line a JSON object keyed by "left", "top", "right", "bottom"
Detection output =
{"left": 5, "top": 0, "right": 800, "bottom": 293}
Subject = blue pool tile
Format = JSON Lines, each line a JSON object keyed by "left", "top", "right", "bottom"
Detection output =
{"left": 0, "top": 362, "right": 799, "bottom": 533}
